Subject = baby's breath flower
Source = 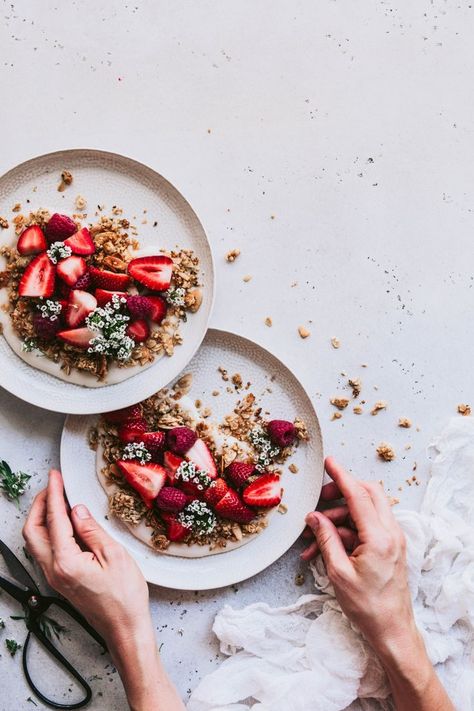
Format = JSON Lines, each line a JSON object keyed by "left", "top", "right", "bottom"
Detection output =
{"left": 165, "top": 287, "right": 186, "bottom": 307}
{"left": 86, "top": 295, "right": 134, "bottom": 361}
{"left": 122, "top": 442, "right": 151, "bottom": 464}
{"left": 178, "top": 500, "right": 216, "bottom": 535}
{"left": 46, "top": 241, "right": 72, "bottom": 264}
{"left": 175, "top": 461, "right": 211, "bottom": 490}
{"left": 249, "top": 426, "right": 281, "bottom": 471}
{"left": 36, "top": 299, "right": 62, "bottom": 321}
{"left": 22, "top": 337, "right": 39, "bottom": 352}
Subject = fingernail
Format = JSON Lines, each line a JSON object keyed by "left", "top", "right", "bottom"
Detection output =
{"left": 74, "top": 505, "right": 90, "bottom": 519}
{"left": 306, "top": 512, "right": 319, "bottom": 528}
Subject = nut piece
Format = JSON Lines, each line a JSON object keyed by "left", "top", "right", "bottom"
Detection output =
{"left": 185, "top": 288, "right": 203, "bottom": 312}
{"left": 242, "top": 274, "right": 252, "bottom": 282}
{"left": 288, "top": 463, "right": 299, "bottom": 474}
{"left": 58, "top": 170, "right": 73, "bottom": 192}
{"left": 353, "top": 405, "right": 363, "bottom": 415}
{"left": 103, "top": 255, "right": 128, "bottom": 272}
{"left": 225, "top": 248, "right": 240, "bottom": 262}
{"left": 331, "top": 337, "right": 340, "bottom": 349}
{"left": 12, "top": 203, "right": 21, "bottom": 212}
{"left": 331, "top": 397, "right": 350, "bottom": 410}
{"left": 348, "top": 378, "right": 362, "bottom": 398}
{"left": 265, "top": 317, "right": 273, "bottom": 327}
{"left": 75, "top": 195, "right": 87, "bottom": 210}
{"left": 298, "top": 325, "right": 310, "bottom": 339}
{"left": 331, "top": 412, "right": 342, "bottom": 421}
{"left": 294, "top": 573, "right": 305, "bottom": 586}
{"left": 398, "top": 417, "right": 412, "bottom": 428}
{"left": 0, "top": 217, "right": 9, "bottom": 229}
{"left": 371, "top": 400, "right": 387, "bottom": 416}
{"left": 376, "top": 443, "right": 396, "bottom": 462}
{"left": 458, "top": 404, "right": 471, "bottom": 416}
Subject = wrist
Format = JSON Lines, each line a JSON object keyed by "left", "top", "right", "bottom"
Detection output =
{"left": 370, "top": 622, "right": 434, "bottom": 693}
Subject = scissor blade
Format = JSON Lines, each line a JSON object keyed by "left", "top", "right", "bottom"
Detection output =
{"left": 0, "top": 572, "right": 30, "bottom": 604}
{"left": 0, "top": 539, "right": 39, "bottom": 593}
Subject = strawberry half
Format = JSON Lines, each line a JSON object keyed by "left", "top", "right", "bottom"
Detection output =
{"left": 57, "top": 327, "right": 95, "bottom": 349}
{"left": 65, "top": 289, "right": 97, "bottom": 328}
{"left": 214, "top": 489, "right": 255, "bottom": 523}
{"left": 116, "top": 460, "right": 167, "bottom": 508}
{"left": 127, "top": 255, "right": 173, "bottom": 291}
{"left": 163, "top": 451, "right": 185, "bottom": 484}
{"left": 204, "top": 478, "right": 229, "bottom": 507}
{"left": 146, "top": 295, "right": 167, "bottom": 323}
{"left": 186, "top": 439, "right": 218, "bottom": 479}
{"left": 17, "top": 225, "right": 47, "bottom": 255}
{"left": 95, "top": 289, "right": 129, "bottom": 307}
{"left": 243, "top": 474, "right": 282, "bottom": 508}
{"left": 89, "top": 266, "right": 130, "bottom": 291}
{"left": 117, "top": 417, "right": 148, "bottom": 443}
{"left": 64, "top": 227, "right": 95, "bottom": 255}
{"left": 126, "top": 319, "right": 150, "bottom": 343}
{"left": 160, "top": 512, "right": 190, "bottom": 542}
{"left": 45, "top": 213, "right": 77, "bottom": 242}
{"left": 56, "top": 256, "right": 87, "bottom": 287}
{"left": 18, "top": 253, "right": 55, "bottom": 297}
{"left": 104, "top": 404, "right": 142, "bottom": 424}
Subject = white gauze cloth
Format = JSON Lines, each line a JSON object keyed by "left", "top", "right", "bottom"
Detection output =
{"left": 188, "top": 417, "right": 474, "bottom": 711}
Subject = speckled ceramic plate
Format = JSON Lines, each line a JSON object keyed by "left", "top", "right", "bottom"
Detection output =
{"left": 0, "top": 149, "right": 214, "bottom": 413}
{"left": 61, "top": 328, "right": 323, "bottom": 590}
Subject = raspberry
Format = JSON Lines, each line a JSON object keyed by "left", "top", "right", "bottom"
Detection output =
{"left": 45, "top": 213, "right": 77, "bottom": 242}
{"left": 32, "top": 313, "right": 61, "bottom": 341}
{"left": 204, "top": 478, "right": 228, "bottom": 506}
{"left": 155, "top": 486, "right": 187, "bottom": 513}
{"left": 126, "top": 295, "right": 153, "bottom": 319}
{"left": 267, "top": 420, "right": 296, "bottom": 448}
{"left": 141, "top": 431, "right": 166, "bottom": 460}
{"left": 226, "top": 462, "right": 256, "bottom": 489}
{"left": 73, "top": 271, "right": 92, "bottom": 290}
{"left": 167, "top": 427, "right": 197, "bottom": 455}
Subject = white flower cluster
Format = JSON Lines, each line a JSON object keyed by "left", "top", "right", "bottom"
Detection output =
{"left": 46, "top": 241, "right": 72, "bottom": 264}
{"left": 86, "top": 294, "right": 135, "bottom": 361}
{"left": 36, "top": 299, "right": 63, "bottom": 321}
{"left": 249, "top": 426, "right": 281, "bottom": 472}
{"left": 21, "top": 337, "right": 39, "bottom": 352}
{"left": 175, "top": 461, "right": 211, "bottom": 490}
{"left": 165, "top": 286, "right": 186, "bottom": 307}
{"left": 178, "top": 500, "right": 216, "bottom": 535}
{"left": 122, "top": 442, "right": 151, "bottom": 464}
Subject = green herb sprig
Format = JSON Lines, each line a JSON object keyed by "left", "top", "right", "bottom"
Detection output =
{"left": 0, "top": 460, "right": 30, "bottom": 505}
{"left": 5, "top": 638, "right": 21, "bottom": 657}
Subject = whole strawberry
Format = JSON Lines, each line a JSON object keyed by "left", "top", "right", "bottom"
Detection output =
{"left": 32, "top": 313, "right": 61, "bottom": 341}
{"left": 141, "top": 431, "right": 166, "bottom": 460}
{"left": 155, "top": 486, "right": 187, "bottom": 513}
{"left": 45, "top": 213, "right": 77, "bottom": 242}
{"left": 226, "top": 462, "right": 256, "bottom": 489}
{"left": 267, "top": 420, "right": 296, "bottom": 448}
{"left": 126, "top": 295, "right": 153, "bottom": 319}
{"left": 167, "top": 427, "right": 197, "bottom": 455}
{"left": 215, "top": 488, "right": 255, "bottom": 524}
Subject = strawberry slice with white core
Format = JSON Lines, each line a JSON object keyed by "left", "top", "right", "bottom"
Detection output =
{"left": 95, "top": 289, "right": 128, "bottom": 307}
{"left": 186, "top": 439, "right": 218, "bottom": 479}
{"left": 65, "top": 289, "right": 97, "bottom": 328}
{"left": 126, "top": 319, "right": 150, "bottom": 343}
{"left": 116, "top": 460, "right": 167, "bottom": 508}
{"left": 89, "top": 267, "right": 130, "bottom": 291}
{"left": 56, "top": 255, "right": 87, "bottom": 287}
{"left": 57, "top": 327, "right": 95, "bottom": 349}
{"left": 17, "top": 225, "right": 47, "bottom": 255}
{"left": 64, "top": 227, "right": 95, "bottom": 255}
{"left": 146, "top": 295, "right": 167, "bottom": 323}
{"left": 242, "top": 473, "right": 282, "bottom": 508}
{"left": 163, "top": 451, "right": 185, "bottom": 484}
{"left": 127, "top": 255, "right": 173, "bottom": 291}
{"left": 18, "top": 253, "right": 55, "bottom": 297}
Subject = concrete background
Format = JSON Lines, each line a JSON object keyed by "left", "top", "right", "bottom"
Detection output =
{"left": 0, "top": 0, "right": 473, "bottom": 708}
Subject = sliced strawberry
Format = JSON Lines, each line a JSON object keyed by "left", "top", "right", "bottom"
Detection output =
{"left": 17, "top": 225, "right": 47, "bottom": 255}
{"left": 204, "top": 478, "right": 229, "bottom": 507}
{"left": 146, "top": 295, "right": 167, "bottom": 323}
{"left": 63, "top": 227, "right": 95, "bottom": 255}
{"left": 126, "top": 319, "right": 150, "bottom": 343}
{"left": 89, "top": 266, "right": 130, "bottom": 291}
{"left": 18, "top": 253, "right": 55, "bottom": 297}
{"left": 104, "top": 404, "right": 142, "bottom": 424}
{"left": 95, "top": 289, "right": 128, "bottom": 307}
{"left": 161, "top": 512, "right": 190, "bottom": 542}
{"left": 117, "top": 417, "right": 148, "bottom": 443}
{"left": 56, "top": 256, "right": 87, "bottom": 287}
{"left": 116, "top": 460, "right": 167, "bottom": 508}
{"left": 163, "top": 451, "right": 184, "bottom": 484}
{"left": 214, "top": 489, "right": 255, "bottom": 523}
{"left": 57, "top": 327, "right": 95, "bottom": 349}
{"left": 65, "top": 289, "right": 97, "bottom": 328}
{"left": 45, "top": 213, "right": 77, "bottom": 242}
{"left": 243, "top": 474, "right": 282, "bottom": 508}
{"left": 127, "top": 255, "right": 173, "bottom": 291}
{"left": 186, "top": 439, "right": 218, "bottom": 479}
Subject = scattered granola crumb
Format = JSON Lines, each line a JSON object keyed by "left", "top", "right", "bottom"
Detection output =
{"left": 371, "top": 400, "right": 387, "bottom": 416}
{"left": 389, "top": 497, "right": 400, "bottom": 506}
{"left": 298, "top": 326, "right": 310, "bottom": 339}
{"left": 0, "top": 217, "right": 9, "bottom": 229}
{"left": 294, "top": 573, "right": 305, "bottom": 586}
{"left": 376, "top": 443, "right": 396, "bottom": 462}
{"left": 75, "top": 195, "right": 87, "bottom": 210}
{"left": 57, "top": 170, "right": 73, "bottom": 192}
{"left": 242, "top": 274, "right": 252, "bottom": 282}
{"left": 331, "top": 412, "right": 342, "bottom": 421}
{"left": 231, "top": 373, "right": 243, "bottom": 389}
{"left": 265, "top": 317, "right": 273, "bottom": 327}
{"left": 201, "top": 407, "right": 212, "bottom": 418}
{"left": 212, "top": 390, "right": 220, "bottom": 397}
{"left": 288, "top": 463, "right": 299, "bottom": 474}
{"left": 398, "top": 417, "right": 412, "bottom": 428}
{"left": 404, "top": 444, "right": 412, "bottom": 450}
{"left": 278, "top": 503, "right": 288, "bottom": 514}
{"left": 12, "top": 203, "right": 21, "bottom": 212}
{"left": 331, "top": 397, "right": 350, "bottom": 410}
{"left": 348, "top": 378, "right": 362, "bottom": 398}
{"left": 218, "top": 367, "right": 229, "bottom": 382}
{"left": 361, "top": 363, "right": 368, "bottom": 368}
{"left": 225, "top": 248, "right": 240, "bottom": 262}
{"left": 331, "top": 337, "right": 340, "bottom": 349}
{"left": 195, "top": 399, "right": 202, "bottom": 409}
{"left": 353, "top": 405, "right": 363, "bottom": 415}
{"left": 458, "top": 403, "right": 471, "bottom": 416}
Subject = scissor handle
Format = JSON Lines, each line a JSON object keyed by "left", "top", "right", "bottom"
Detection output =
{"left": 42, "top": 595, "right": 108, "bottom": 651}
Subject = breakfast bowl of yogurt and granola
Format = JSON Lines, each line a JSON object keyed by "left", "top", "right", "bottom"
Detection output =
{"left": 0, "top": 150, "right": 214, "bottom": 412}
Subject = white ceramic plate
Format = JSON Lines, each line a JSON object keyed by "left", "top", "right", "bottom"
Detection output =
{"left": 0, "top": 149, "right": 214, "bottom": 413}
{"left": 61, "top": 328, "right": 324, "bottom": 590}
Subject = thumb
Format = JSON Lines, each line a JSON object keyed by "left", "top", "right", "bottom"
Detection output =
{"left": 305, "top": 512, "right": 351, "bottom": 577}
{"left": 71, "top": 504, "right": 113, "bottom": 555}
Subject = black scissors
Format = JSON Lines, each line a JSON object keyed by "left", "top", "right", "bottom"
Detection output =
{"left": 0, "top": 538, "right": 107, "bottom": 709}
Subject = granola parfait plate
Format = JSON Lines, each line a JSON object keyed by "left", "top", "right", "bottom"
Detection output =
{"left": 0, "top": 149, "right": 214, "bottom": 413}
{"left": 61, "top": 328, "right": 323, "bottom": 590}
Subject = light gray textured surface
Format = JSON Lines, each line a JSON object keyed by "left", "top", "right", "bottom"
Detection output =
{"left": 0, "top": 1, "right": 473, "bottom": 708}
